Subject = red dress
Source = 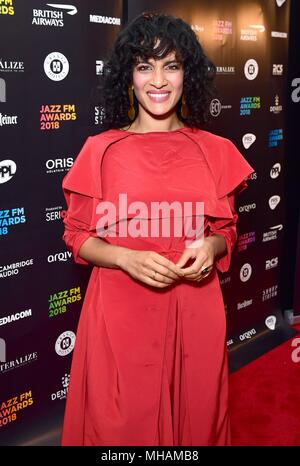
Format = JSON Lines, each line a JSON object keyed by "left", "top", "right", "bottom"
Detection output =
{"left": 60, "top": 126, "right": 254, "bottom": 446}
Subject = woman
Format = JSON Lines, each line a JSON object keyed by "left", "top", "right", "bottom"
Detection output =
{"left": 61, "top": 12, "right": 254, "bottom": 446}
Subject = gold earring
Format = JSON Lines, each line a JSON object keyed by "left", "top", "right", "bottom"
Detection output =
{"left": 180, "top": 93, "right": 188, "bottom": 119}
{"left": 128, "top": 85, "right": 136, "bottom": 121}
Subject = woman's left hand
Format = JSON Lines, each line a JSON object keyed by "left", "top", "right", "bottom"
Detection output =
{"left": 175, "top": 237, "right": 216, "bottom": 282}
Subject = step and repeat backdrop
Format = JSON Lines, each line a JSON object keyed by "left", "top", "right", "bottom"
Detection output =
{"left": 0, "top": 0, "right": 297, "bottom": 445}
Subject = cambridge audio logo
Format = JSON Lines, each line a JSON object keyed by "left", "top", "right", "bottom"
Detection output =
{"left": 0, "top": 159, "right": 16, "bottom": 184}
{"left": 32, "top": 4, "right": 77, "bottom": 27}
{"left": 44, "top": 52, "right": 69, "bottom": 81}
{"left": 0, "top": 0, "right": 14, "bottom": 15}
{"left": 0, "top": 78, "right": 6, "bottom": 102}
{"left": 244, "top": 59, "right": 259, "bottom": 80}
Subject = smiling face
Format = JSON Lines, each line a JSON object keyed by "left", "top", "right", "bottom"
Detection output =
{"left": 131, "top": 49, "right": 184, "bottom": 118}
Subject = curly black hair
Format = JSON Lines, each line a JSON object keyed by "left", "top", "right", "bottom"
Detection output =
{"left": 96, "top": 11, "right": 217, "bottom": 131}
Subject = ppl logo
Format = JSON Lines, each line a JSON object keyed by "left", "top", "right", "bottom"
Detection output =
{"left": 0, "top": 160, "right": 16, "bottom": 184}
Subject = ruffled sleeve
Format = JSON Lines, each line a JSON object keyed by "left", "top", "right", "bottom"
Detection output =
{"left": 203, "top": 136, "right": 255, "bottom": 273}
{"left": 61, "top": 136, "right": 102, "bottom": 265}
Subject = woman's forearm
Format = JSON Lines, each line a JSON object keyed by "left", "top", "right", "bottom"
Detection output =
{"left": 78, "top": 236, "right": 134, "bottom": 269}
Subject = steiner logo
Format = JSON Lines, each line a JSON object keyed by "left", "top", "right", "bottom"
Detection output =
{"left": 44, "top": 52, "right": 69, "bottom": 81}
{"left": 0, "top": 160, "right": 17, "bottom": 184}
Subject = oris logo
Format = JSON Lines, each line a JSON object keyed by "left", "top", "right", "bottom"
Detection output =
{"left": 239, "top": 203, "right": 256, "bottom": 213}
{"left": 269, "top": 195, "right": 281, "bottom": 210}
{"left": 239, "top": 328, "right": 256, "bottom": 341}
{"left": 240, "top": 263, "right": 252, "bottom": 282}
{"left": 48, "top": 251, "right": 72, "bottom": 262}
{"left": 0, "top": 159, "right": 17, "bottom": 184}
{"left": 244, "top": 59, "right": 259, "bottom": 80}
{"left": 270, "top": 163, "right": 281, "bottom": 179}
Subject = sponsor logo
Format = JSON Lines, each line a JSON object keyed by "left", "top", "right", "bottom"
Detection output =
{"left": 212, "top": 19, "right": 232, "bottom": 41}
{"left": 0, "top": 391, "right": 33, "bottom": 428}
{"left": 268, "top": 129, "right": 283, "bottom": 147}
{"left": 242, "top": 133, "right": 256, "bottom": 149}
{"left": 239, "top": 203, "right": 256, "bottom": 213}
{"left": 46, "top": 157, "right": 73, "bottom": 173}
{"left": 95, "top": 105, "right": 105, "bottom": 125}
{"left": 0, "top": 207, "right": 26, "bottom": 236}
{"left": 0, "top": 259, "right": 34, "bottom": 278}
{"left": 227, "top": 339, "right": 234, "bottom": 347}
{"left": 262, "top": 285, "right": 278, "bottom": 301}
{"left": 48, "top": 251, "right": 72, "bottom": 262}
{"left": 0, "top": 0, "right": 14, "bottom": 15}
{"left": 55, "top": 331, "right": 76, "bottom": 356}
{"left": 210, "top": 98, "right": 232, "bottom": 117}
{"left": 244, "top": 59, "right": 259, "bottom": 80}
{"left": 0, "top": 78, "right": 6, "bottom": 102}
{"left": 265, "top": 315, "right": 277, "bottom": 330}
{"left": 51, "top": 373, "right": 70, "bottom": 401}
{"left": 262, "top": 224, "right": 283, "bottom": 242}
{"left": 0, "top": 113, "right": 18, "bottom": 126}
{"left": 89, "top": 14, "right": 121, "bottom": 25}
{"left": 48, "top": 287, "right": 82, "bottom": 318}
{"left": 276, "top": 0, "right": 286, "bottom": 6}
{"left": 238, "top": 231, "right": 256, "bottom": 251}
{"left": 237, "top": 299, "right": 253, "bottom": 310}
{"left": 240, "top": 263, "right": 252, "bottom": 282}
{"left": 190, "top": 24, "right": 205, "bottom": 34}
{"left": 270, "top": 163, "right": 281, "bottom": 179}
{"left": 269, "top": 195, "right": 280, "bottom": 210}
{"left": 266, "top": 257, "right": 279, "bottom": 269}
{"left": 44, "top": 52, "right": 69, "bottom": 81}
{"left": 32, "top": 4, "right": 77, "bottom": 27}
{"left": 271, "top": 31, "right": 287, "bottom": 38}
{"left": 0, "top": 340, "right": 38, "bottom": 373}
{"left": 0, "top": 309, "right": 32, "bottom": 327}
{"left": 216, "top": 66, "right": 235, "bottom": 75}
{"left": 40, "top": 104, "right": 76, "bottom": 130}
{"left": 270, "top": 94, "right": 282, "bottom": 114}
{"left": 0, "top": 59, "right": 24, "bottom": 72}
{"left": 240, "top": 96, "right": 261, "bottom": 116}
{"left": 239, "top": 328, "right": 256, "bottom": 341}
{"left": 0, "top": 159, "right": 16, "bottom": 184}
{"left": 45, "top": 206, "right": 66, "bottom": 221}
{"left": 273, "top": 64, "right": 283, "bottom": 76}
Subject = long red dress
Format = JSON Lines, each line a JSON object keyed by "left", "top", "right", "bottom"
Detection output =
{"left": 60, "top": 126, "right": 254, "bottom": 446}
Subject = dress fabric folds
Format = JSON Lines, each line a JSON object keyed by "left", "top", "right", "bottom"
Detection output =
{"left": 60, "top": 127, "right": 254, "bottom": 446}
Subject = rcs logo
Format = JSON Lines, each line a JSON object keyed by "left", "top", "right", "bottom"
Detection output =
{"left": 291, "top": 78, "right": 300, "bottom": 103}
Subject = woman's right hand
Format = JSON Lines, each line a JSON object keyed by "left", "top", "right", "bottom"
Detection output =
{"left": 117, "top": 249, "right": 184, "bottom": 288}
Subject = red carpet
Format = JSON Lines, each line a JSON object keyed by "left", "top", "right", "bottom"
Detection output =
{"left": 229, "top": 325, "right": 300, "bottom": 446}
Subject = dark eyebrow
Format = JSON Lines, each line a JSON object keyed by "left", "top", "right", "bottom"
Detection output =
{"left": 136, "top": 59, "right": 180, "bottom": 65}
